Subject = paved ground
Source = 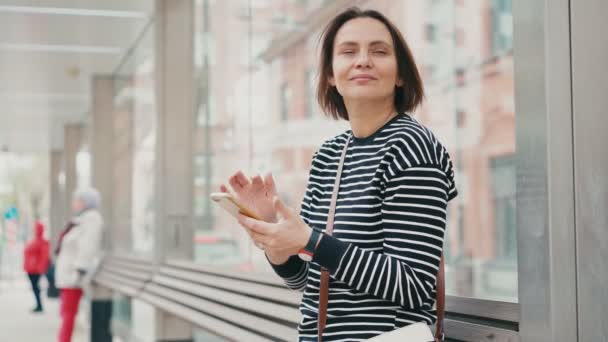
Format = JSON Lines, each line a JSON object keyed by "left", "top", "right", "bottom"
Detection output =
{"left": 0, "top": 277, "right": 87, "bottom": 342}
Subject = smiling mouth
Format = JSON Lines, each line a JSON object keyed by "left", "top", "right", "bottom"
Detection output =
{"left": 350, "top": 76, "right": 377, "bottom": 81}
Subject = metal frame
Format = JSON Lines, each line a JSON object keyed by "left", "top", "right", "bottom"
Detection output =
{"left": 569, "top": 0, "right": 608, "bottom": 340}
{"left": 446, "top": 296, "right": 518, "bottom": 323}
{"left": 444, "top": 320, "right": 519, "bottom": 342}
{"left": 513, "top": 0, "right": 578, "bottom": 341}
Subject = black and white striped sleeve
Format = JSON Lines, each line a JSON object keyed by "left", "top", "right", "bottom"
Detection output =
{"left": 312, "top": 164, "right": 454, "bottom": 309}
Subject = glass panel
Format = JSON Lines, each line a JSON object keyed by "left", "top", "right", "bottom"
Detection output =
{"left": 192, "top": 0, "right": 348, "bottom": 272}
{"left": 192, "top": 0, "right": 516, "bottom": 302}
{"left": 194, "top": 328, "right": 230, "bottom": 342}
{"left": 112, "top": 294, "right": 132, "bottom": 327}
{"left": 113, "top": 21, "right": 156, "bottom": 257}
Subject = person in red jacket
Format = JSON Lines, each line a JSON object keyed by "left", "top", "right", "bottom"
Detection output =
{"left": 23, "top": 220, "right": 50, "bottom": 312}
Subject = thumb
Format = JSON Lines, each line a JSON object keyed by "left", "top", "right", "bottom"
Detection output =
{"left": 273, "top": 196, "right": 292, "bottom": 219}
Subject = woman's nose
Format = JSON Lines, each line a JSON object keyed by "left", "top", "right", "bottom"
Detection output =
{"left": 355, "top": 51, "right": 372, "bottom": 68}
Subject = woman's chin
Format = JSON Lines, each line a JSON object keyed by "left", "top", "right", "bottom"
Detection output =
{"left": 342, "top": 91, "right": 392, "bottom": 103}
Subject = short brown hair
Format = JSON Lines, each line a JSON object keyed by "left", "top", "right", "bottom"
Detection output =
{"left": 317, "top": 7, "right": 425, "bottom": 120}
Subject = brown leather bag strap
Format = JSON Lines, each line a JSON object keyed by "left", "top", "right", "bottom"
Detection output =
{"left": 435, "top": 254, "right": 445, "bottom": 341}
{"left": 318, "top": 270, "right": 330, "bottom": 341}
{"left": 318, "top": 136, "right": 350, "bottom": 342}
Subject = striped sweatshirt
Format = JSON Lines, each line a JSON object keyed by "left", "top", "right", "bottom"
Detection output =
{"left": 271, "top": 113, "right": 458, "bottom": 341}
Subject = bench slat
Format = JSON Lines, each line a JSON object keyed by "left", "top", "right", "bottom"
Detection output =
{"left": 159, "top": 267, "right": 301, "bottom": 306}
{"left": 144, "top": 283, "right": 297, "bottom": 341}
{"left": 153, "top": 274, "right": 300, "bottom": 324}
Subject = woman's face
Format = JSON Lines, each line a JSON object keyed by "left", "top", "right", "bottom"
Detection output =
{"left": 330, "top": 17, "right": 401, "bottom": 104}
{"left": 72, "top": 198, "right": 85, "bottom": 214}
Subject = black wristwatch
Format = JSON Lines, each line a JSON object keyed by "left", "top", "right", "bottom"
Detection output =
{"left": 298, "top": 229, "right": 322, "bottom": 261}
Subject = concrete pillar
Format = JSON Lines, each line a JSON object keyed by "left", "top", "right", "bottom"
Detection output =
{"left": 89, "top": 75, "right": 116, "bottom": 341}
{"left": 47, "top": 149, "right": 64, "bottom": 298}
{"left": 49, "top": 150, "right": 65, "bottom": 257}
{"left": 153, "top": 1, "right": 195, "bottom": 340}
{"left": 154, "top": 0, "right": 195, "bottom": 261}
{"left": 63, "top": 124, "right": 82, "bottom": 221}
{"left": 90, "top": 75, "right": 115, "bottom": 251}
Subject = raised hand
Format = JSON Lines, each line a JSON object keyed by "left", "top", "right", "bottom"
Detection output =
{"left": 220, "top": 171, "right": 279, "bottom": 223}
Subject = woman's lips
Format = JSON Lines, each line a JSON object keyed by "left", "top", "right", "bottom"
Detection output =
{"left": 350, "top": 75, "right": 377, "bottom": 81}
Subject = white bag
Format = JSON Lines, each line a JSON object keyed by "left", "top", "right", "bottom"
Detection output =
{"left": 367, "top": 322, "right": 435, "bottom": 342}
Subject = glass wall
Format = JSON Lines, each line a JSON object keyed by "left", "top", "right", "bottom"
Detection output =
{"left": 0, "top": 153, "right": 49, "bottom": 279}
{"left": 112, "top": 294, "right": 132, "bottom": 331}
{"left": 192, "top": 0, "right": 516, "bottom": 303}
{"left": 113, "top": 20, "right": 156, "bottom": 257}
{"left": 194, "top": 328, "right": 229, "bottom": 342}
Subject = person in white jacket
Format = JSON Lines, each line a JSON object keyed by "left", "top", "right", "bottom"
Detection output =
{"left": 55, "top": 187, "right": 104, "bottom": 342}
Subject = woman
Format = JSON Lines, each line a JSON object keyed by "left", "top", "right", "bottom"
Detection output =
{"left": 222, "top": 8, "right": 458, "bottom": 341}
{"left": 23, "top": 220, "right": 50, "bottom": 313}
{"left": 55, "top": 188, "right": 104, "bottom": 342}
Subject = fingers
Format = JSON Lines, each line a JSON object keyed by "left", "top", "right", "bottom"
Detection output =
{"left": 242, "top": 226, "right": 264, "bottom": 244}
{"left": 238, "top": 214, "right": 272, "bottom": 236}
{"left": 241, "top": 226, "right": 266, "bottom": 250}
{"left": 242, "top": 221, "right": 272, "bottom": 250}
{"left": 235, "top": 171, "right": 250, "bottom": 186}
{"left": 219, "top": 184, "right": 239, "bottom": 199}
{"left": 251, "top": 174, "right": 264, "bottom": 188}
{"left": 229, "top": 170, "right": 250, "bottom": 190}
{"left": 273, "top": 196, "right": 293, "bottom": 220}
{"left": 263, "top": 172, "right": 277, "bottom": 195}
{"left": 247, "top": 229, "right": 269, "bottom": 246}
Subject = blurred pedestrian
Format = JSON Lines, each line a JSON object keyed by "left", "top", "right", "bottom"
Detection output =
{"left": 23, "top": 220, "right": 50, "bottom": 312}
{"left": 55, "top": 188, "right": 104, "bottom": 342}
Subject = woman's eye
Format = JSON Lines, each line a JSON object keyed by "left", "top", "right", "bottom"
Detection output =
{"left": 373, "top": 50, "right": 387, "bottom": 55}
{"left": 342, "top": 50, "right": 354, "bottom": 54}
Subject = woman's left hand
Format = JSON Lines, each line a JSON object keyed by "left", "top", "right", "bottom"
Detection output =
{"left": 238, "top": 196, "right": 313, "bottom": 261}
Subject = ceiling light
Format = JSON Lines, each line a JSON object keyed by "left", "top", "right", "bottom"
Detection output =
{"left": 0, "top": 43, "right": 122, "bottom": 55}
{"left": 0, "top": 5, "right": 148, "bottom": 19}
{"left": 0, "top": 92, "right": 89, "bottom": 102}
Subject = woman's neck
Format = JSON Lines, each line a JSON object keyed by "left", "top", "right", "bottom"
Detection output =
{"left": 345, "top": 98, "right": 397, "bottom": 139}
{"left": 75, "top": 207, "right": 90, "bottom": 217}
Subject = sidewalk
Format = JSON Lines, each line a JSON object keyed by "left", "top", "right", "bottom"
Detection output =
{"left": 0, "top": 278, "right": 86, "bottom": 342}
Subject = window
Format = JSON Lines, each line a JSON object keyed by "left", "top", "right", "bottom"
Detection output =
{"left": 425, "top": 23, "right": 437, "bottom": 42}
{"left": 113, "top": 22, "right": 156, "bottom": 257}
{"left": 280, "top": 83, "right": 291, "bottom": 122}
{"left": 491, "top": 155, "right": 517, "bottom": 261}
{"left": 455, "top": 27, "right": 465, "bottom": 47}
{"left": 306, "top": 69, "right": 315, "bottom": 118}
{"left": 491, "top": 0, "right": 513, "bottom": 56}
{"left": 456, "top": 110, "right": 466, "bottom": 128}
{"left": 191, "top": 0, "right": 517, "bottom": 304}
{"left": 195, "top": 32, "right": 216, "bottom": 67}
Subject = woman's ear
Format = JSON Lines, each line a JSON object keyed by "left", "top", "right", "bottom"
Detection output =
{"left": 396, "top": 79, "right": 404, "bottom": 87}
{"left": 328, "top": 76, "right": 336, "bottom": 86}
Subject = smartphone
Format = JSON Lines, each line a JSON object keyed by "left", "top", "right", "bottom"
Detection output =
{"left": 210, "top": 192, "right": 262, "bottom": 220}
